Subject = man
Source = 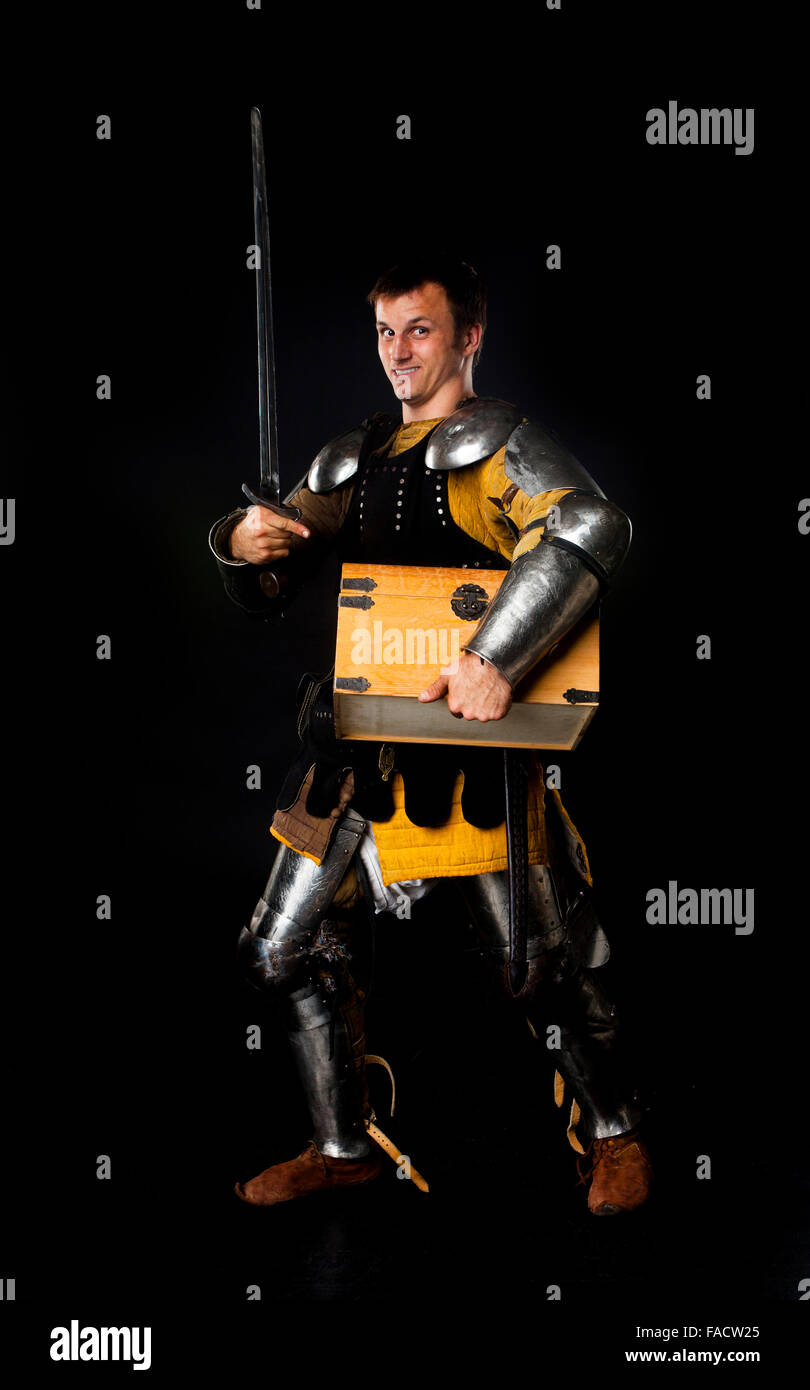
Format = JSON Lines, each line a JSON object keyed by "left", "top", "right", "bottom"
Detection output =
{"left": 209, "top": 255, "right": 652, "bottom": 1215}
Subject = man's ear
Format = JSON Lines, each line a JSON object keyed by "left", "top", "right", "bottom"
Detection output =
{"left": 463, "top": 322, "right": 482, "bottom": 358}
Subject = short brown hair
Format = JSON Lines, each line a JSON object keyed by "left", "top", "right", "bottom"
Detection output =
{"left": 367, "top": 254, "right": 487, "bottom": 368}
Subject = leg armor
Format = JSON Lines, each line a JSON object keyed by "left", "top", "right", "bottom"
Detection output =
{"left": 461, "top": 865, "right": 641, "bottom": 1143}
{"left": 237, "top": 810, "right": 371, "bottom": 1159}
{"left": 459, "top": 864, "right": 568, "bottom": 995}
{"left": 543, "top": 951, "right": 640, "bottom": 1142}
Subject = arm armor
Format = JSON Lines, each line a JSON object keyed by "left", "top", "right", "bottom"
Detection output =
{"left": 463, "top": 492, "right": 632, "bottom": 689}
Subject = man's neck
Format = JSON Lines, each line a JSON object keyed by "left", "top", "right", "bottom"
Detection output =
{"left": 401, "top": 378, "right": 476, "bottom": 423}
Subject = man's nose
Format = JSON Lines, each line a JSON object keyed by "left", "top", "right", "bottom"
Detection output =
{"left": 390, "top": 334, "right": 413, "bottom": 361}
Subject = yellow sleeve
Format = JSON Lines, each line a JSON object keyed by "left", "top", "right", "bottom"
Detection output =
{"left": 446, "top": 444, "right": 575, "bottom": 561}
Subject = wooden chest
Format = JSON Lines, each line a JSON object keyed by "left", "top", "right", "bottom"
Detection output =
{"left": 333, "top": 562, "right": 600, "bottom": 750}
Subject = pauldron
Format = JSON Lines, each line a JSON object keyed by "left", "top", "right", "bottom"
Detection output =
{"left": 306, "top": 396, "right": 607, "bottom": 496}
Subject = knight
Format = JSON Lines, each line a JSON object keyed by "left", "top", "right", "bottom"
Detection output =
{"left": 209, "top": 254, "right": 653, "bottom": 1215}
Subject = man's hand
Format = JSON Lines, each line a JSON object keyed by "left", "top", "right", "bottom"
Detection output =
{"left": 229, "top": 506, "right": 311, "bottom": 564}
{"left": 419, "top": 650, "right": 512, "bottom": 721}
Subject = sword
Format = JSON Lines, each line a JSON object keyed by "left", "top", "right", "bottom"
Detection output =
{"left": 241, "top": 106, "right": 301, "bottom": 522}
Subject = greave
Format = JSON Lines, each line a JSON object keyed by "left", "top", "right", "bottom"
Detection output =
{"left": 541, "top": 959, "right": 641, "bottom": 1141}
{"left": 464, "top": 864, "right": 641, "bottom": 1143}
{"left": 286, "top": 977, "right": 371, "bottom": 1160}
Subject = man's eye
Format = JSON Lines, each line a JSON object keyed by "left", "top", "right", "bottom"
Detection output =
{"left": 413, "top": 327, "right": 428, "bottom": 336}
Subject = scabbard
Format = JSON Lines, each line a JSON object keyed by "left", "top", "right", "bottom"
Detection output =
{"left": 504, "top": 748, "right": 530, "bottom": 995}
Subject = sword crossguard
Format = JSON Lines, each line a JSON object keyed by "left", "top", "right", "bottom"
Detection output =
{"left": 241, "top": 482, "right": 302, "bottom": 522}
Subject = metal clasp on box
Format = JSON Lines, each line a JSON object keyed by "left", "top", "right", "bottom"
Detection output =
{"left": 450, "top": 583, "right": 490, "bottom": 621}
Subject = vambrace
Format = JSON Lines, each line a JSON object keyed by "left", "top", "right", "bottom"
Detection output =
{"left": 462, "top": 493, "right": 631, "bottom": 688}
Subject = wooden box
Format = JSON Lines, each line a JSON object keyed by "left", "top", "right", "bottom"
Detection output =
{"left": 333, "top": 562, "right": 599, "bottom": 750}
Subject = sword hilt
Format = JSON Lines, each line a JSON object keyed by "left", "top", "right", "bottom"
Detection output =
{"left": 241, "top": 482, "right": 302, "bottom": 522}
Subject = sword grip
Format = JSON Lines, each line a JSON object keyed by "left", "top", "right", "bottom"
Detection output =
{"left": 241, "top": 482, "right": 302, "bottom": 522}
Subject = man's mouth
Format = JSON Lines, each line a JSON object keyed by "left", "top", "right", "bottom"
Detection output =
{"left": 392, "top": 367, "right": 419, "bottom": 378}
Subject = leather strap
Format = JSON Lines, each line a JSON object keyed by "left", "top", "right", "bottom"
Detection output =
{"left": 566, "top": 1099, "right": 585, "bottom": 1154}
{"left": 365, "top": 1120, "right": 429, "bottom": 1194}
{"left": 554, "top": 1069, "right": 565, "bottom": 1108}
{"left": 504, "top": 749, "right": 530, "bottom": 994}
{"left": 366, "top": 1054, "right": 396, "bottom": 1117}
{"left": 554, "top": 1070, "right": 586, "bottom": 1154}
{"left": 363, "top": 1055, "right": 428, "bottom": 1191}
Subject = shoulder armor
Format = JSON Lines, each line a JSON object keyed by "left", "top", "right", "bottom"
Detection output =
{"left": 503, "top": 420, "right": 606, "bottom": 499}
{"left": 424, "top": 397, "right": 523, "bottom": 470}
{"left": 307, "top": 424, "right": 368, "bottom": 493}
{"left": 307, "top": 413, "right": 397, "bottom": 493}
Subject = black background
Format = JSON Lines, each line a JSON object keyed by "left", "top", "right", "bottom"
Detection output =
{"left": 3, "top": 2, "right": 806, "bottom": 1374}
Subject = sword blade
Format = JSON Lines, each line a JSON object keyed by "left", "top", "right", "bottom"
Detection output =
{"left": 243, "top": 107, "right": 300, "bottom": 521}
{"left": 251, "top": 105, "right": 280, "bottom": 499}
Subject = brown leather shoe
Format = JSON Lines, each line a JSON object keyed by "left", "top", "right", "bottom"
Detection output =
{"left": 579, "top": 1128, "right": 653, "bottom": 1215}
{"left": 235, "top": 1139, "right": 383, "bottom": 1206}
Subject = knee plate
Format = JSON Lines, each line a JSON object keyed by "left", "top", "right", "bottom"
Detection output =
{"left": 237, "top": 813, "right": 368, "bottom": 991}
{"left": 237, "top": 921, "right": 311, "bottom": 991}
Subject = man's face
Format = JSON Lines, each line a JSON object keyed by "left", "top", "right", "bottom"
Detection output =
{"left": 375, "top": 282, "right": 473, "bottom": 408}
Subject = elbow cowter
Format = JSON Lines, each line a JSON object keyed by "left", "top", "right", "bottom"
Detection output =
{"left": 463, "top": 492, "right": 632, "bottom": 689}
